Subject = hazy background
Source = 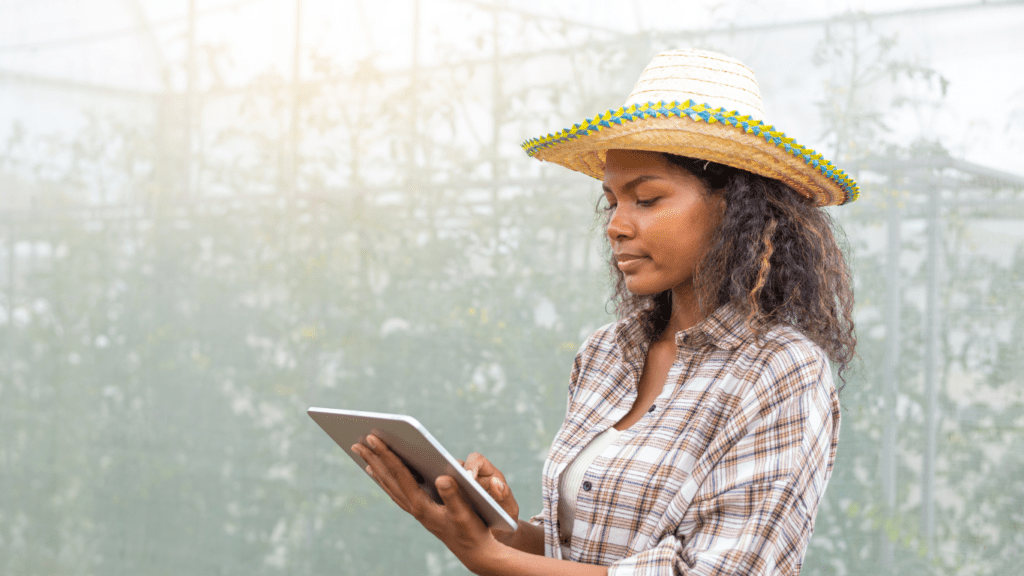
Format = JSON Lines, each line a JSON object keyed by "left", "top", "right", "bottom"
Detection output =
{"left": 1, "top": 1, "right": 1023, "bottom": 574}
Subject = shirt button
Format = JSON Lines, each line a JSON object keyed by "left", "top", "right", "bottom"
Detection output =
{"left": 582, "top": 481, "right": 592, "bottom": 491}
{"left": 648, "top": 404, "right": 656, "bottom": 413}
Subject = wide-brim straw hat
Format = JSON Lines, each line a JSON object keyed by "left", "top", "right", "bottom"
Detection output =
{"left": 522, "top": 49, "right": 858, "bottom": 206}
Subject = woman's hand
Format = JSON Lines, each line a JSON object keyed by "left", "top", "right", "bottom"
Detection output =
{"left": 461, "top": 452, "right": 520, "bottom": 542}
{"left": 352, "top": 436, "right": 605, "bottom": 575}
{"left": 351, "top": 435, "right": 502, "bottom": 573}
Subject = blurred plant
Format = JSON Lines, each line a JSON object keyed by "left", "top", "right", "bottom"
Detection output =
{"left": 803, "top": 13, "right": 1024, "bottom": 576}
{"left": 813, "top": 13, "right": 949, "bottom": 164}
{"left": 2, "top": 6, "right": 1022, "bottom": 576}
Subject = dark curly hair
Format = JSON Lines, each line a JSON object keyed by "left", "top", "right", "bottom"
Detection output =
{"left": 606, "top": 153, "right": 857, "bottom": 386}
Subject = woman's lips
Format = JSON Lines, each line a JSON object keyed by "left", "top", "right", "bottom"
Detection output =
{"left": 615, "top": 255, "right": 646, "bottom": 272}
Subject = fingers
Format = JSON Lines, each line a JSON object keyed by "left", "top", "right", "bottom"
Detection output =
{"left": 462, "top": 452, "right": 516, "bottom": 514}
{"left": 487, "top": 477, "right": 506, "bottom": 500}
{"left": 463, "top": 454, "right": 481, "bottom": 480}
{"left": 486, "top": 476, "right": 513, "bottom": 512}
{"left": 352, "top": 435, "right": 437, "bottom": 517}
{"left": 462, "top": 450, "right": 501, "bottom": 481}
{"left": 435, "top": 475, "right": 485, "bottom": 531}
{"left": 464, "top": 450, "right": 491, "bottom": 473}
{"left": 363, "top": 463, "right": 403, "bottom": 506}
{"left": 351, "top": 440, "right": 403, "bottom": 505}
{"left": 484, "top": 472, "right": 520, "bottom": 521}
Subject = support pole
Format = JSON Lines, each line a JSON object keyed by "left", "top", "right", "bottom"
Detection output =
{"left": 5, "top": 224, "right": 13, "bottom": 390}
{"left": 881, "top": 186, "right": 902, "bottom": 571}
{"left": 922, "top": 183, "right": 942, "bottom": 557}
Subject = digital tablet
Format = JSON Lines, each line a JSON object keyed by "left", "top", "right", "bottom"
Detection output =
{"left": 307, "top": 407, "right": 517, "bottom": 532}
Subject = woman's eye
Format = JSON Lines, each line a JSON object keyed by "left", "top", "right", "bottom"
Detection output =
{"left": 602, "top": 203, "right": 617, "bottom": 212}
{"left": 636, "top": 198, "right": 657, "bottom": 207}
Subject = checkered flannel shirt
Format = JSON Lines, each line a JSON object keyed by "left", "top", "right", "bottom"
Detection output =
{"left": 530, "top": 304, "right": 841, "bottom": 575}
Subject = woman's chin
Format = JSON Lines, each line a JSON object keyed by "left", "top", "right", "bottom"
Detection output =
{"left": 623, "top": 276, "right": 667, "bottom": 296}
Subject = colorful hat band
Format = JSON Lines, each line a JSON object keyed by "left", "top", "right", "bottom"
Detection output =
{"left": 522, "top": 100, "right": 860, "bottom": 205}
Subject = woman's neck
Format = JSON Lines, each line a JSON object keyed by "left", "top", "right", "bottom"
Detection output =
{"left": 662, "top": 286, "right": 706, "bottom": 341}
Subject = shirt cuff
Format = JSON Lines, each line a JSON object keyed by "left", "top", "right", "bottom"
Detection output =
{"left": 526, "top": 512, "right": 544, "bottom": 528}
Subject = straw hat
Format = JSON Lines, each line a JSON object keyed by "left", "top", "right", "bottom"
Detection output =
{"left": 522, "top": 49, "right": 858, "bottom": 206}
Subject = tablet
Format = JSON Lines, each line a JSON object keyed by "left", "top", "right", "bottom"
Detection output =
{"left": 307, "top": 407, "right": 517, "bottom": 532}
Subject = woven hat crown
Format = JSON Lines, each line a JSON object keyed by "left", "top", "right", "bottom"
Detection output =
{"left": 625, "top": 49, "right": 766, "bottom": 121}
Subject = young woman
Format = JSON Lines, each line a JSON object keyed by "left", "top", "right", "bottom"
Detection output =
{"left": 353, "top": 48, "right": 857, "bottom": 576}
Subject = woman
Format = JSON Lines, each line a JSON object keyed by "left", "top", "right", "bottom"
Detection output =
{"left": 353, "top": 48, "right": 857, "bottom": 575}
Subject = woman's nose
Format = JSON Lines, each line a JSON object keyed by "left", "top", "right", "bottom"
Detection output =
{"left": 606, "top": 206, "right": 634, "bottom": 240}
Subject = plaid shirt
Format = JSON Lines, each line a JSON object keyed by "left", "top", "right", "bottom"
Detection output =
{"left": 530, "top": 304, "right": 841, "bottom": 575}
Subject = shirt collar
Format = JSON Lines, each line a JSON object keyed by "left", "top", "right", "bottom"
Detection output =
{"left": 678, "top": 303, "right": 749, "bottom": 351}
{"left": 612, "top": 310, "right": 650, "bottom": 364}
{"left": 612, "top": 302, "right": 750, "bottom": 357}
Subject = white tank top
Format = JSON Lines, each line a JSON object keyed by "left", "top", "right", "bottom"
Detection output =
{"left": 557, "top": 427, "right": 624, "bottom": 559}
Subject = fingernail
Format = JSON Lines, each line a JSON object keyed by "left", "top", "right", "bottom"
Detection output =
{"left": 493, "top": 479, "right": 503, "bottom": 492}
{"left": 437, "top": 477, "right": 454, "bottom": 490}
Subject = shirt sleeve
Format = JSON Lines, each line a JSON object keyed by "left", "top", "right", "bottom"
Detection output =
{"left": 607, "top": 346, "right": 840, "bottom": 576}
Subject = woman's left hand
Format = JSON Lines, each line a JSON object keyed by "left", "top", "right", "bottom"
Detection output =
{"left": 352, "top": 435, "right": 502, "bottom": 573}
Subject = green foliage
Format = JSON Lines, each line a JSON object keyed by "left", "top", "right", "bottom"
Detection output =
{"left": 1, "top": 12, "right": 1022, "bottom": 576}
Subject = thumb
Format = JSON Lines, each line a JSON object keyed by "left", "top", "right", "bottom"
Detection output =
{"left": 436, "top": 476, "right": 471, "bottom": 516}
{"left": 436, "top": 476, "right": 486, "bottom": 530}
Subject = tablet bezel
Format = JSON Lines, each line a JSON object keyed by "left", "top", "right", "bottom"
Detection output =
{"left": 307, "top": 407, "right": 517, "bottom": 532}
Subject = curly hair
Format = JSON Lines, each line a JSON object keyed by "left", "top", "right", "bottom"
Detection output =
{"left": 606, "top": 154, "right": 857, "bottom": 385}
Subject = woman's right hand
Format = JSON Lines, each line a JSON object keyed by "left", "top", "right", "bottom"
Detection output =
{"left": 461, "top": 452, "right": 519, "bottom": 537}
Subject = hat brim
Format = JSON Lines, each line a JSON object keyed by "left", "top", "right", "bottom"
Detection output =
{"left": 522, "top": 101, "right": 858, "bottom": 207}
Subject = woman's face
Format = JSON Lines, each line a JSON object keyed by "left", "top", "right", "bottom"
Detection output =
{"left": 603, "top": 150, "right": 724, "bottom": 297}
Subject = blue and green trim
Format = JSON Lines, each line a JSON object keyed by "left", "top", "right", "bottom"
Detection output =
{"left": 522, "top": 100, "right": 859, "bottom": 204}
